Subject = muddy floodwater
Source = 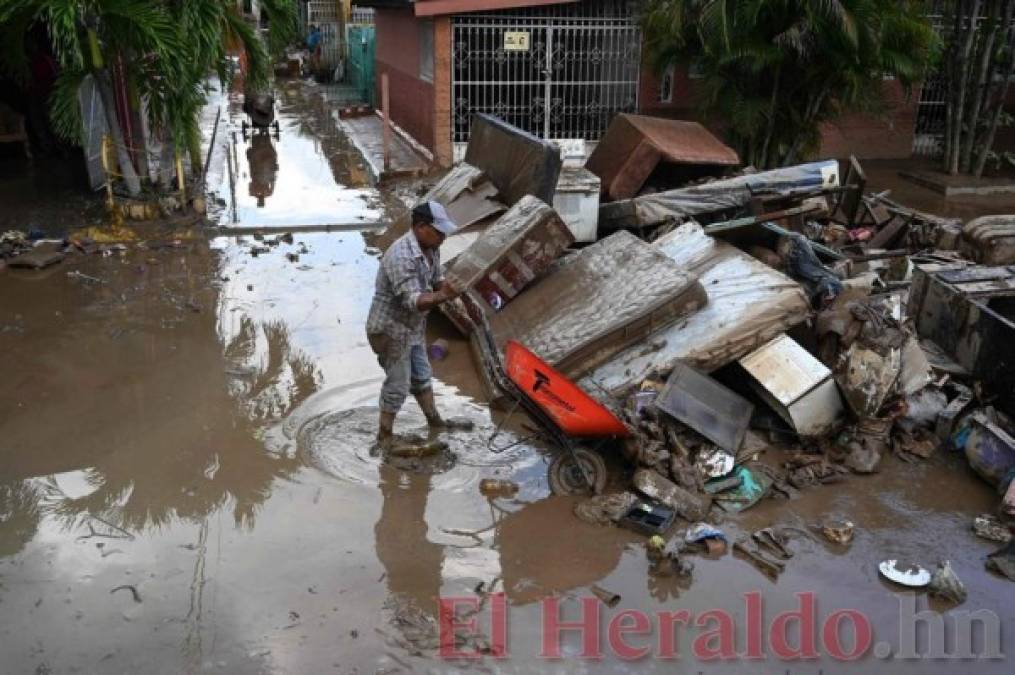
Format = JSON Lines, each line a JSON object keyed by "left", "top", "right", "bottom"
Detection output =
{"left": 1, "top": 82, "right": 1012, "bottom": 674}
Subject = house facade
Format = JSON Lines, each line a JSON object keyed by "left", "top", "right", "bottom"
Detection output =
{"left": 360, "top": 0, "right": 924, "bottom": 169}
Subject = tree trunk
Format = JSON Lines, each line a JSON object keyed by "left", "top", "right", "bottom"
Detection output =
{"left": 95, "top": 70, "right": 142, "bottom": 196}
{"left": 187, "top": 125, "right": 202, "bottom": 181}
{"left": 973, "top": 25, "right": 1015, "bottom": 175}
{"left": 158, "top": 137, "right": 176, "bottom": 189}
{"left": 944, "top": 0, "right": 961, "bottom": 169}
{"left": 760, "top": 65, "right": 782, "bottom": 170}
{"left": 950, "top": 0, "right": 984, "bottom": 175}
{"left": 783, "top": 85, "right": 829, "bottom": 166}
{"left": 961, "top": 0, "right": 1001, "bottom": 172}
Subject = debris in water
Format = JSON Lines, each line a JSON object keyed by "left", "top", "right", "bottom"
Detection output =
{"left": 589, "top": 584, "right": 621, "bottom": 608}
{"left": 110, "top": 585, "right": 142, "bottom": 603}
{"left": 928, "top": 560, "right": 967, "bottom": 604}
{"left": 820, "top": 519, "right": 855, "bottom": 546}
{"left": 878, "top": 560, "right": 931, "bottom": 588}
{"left": 478, "top": 478, "right": 519, "bottom": 499}
{"left": 972, "top": 514, "right": 1012, "bottom": 543}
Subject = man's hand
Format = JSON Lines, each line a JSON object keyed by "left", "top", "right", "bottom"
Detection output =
{"left": 437, "top": 280, "right": 460, "bottom": 301}
{"left": 415, "top": 282, "right": 460, "bottom": 311}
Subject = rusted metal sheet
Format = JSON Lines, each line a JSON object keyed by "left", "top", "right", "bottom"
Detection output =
{"left": 654, "top": 362, "right": 753, "bottom": 452}
{"left": 585, "top": 114, "right": 739, "bottom": 201}
{"left": 739, "top": 335, "right": 844, "bottom": 437}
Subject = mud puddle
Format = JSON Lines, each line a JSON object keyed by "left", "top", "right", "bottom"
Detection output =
{"left": 0, "top": 80, "right": 1012, "bottom": 674}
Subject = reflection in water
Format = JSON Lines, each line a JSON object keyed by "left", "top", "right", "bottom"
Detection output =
{"left": 0, "top": 239, "right": 326, "bottom": 550}
{"left": 223, "top": 316, "right": 324, "bottom": 424}
{"left": 0, "top": 480, "right": 42, "bottom": 557}
{"left": 375, "top": 464, "right": 444, "bottom": 644}
{"left": 246, "top": 133, "right": 278, "bottom": 208}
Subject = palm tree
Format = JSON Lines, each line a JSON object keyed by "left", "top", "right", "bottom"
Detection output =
{"left": 643, "top": 0, "right": 938, "bottom": 168}
{"left": 0, "top": 0, "right": 296, "bottom": 196}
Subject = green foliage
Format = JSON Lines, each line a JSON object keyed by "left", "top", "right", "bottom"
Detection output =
{"left": 643, "top": 0, "right": 939, "bottom": 168}
{"left": 0, "top": 0, "right": 297, "bottom": 158}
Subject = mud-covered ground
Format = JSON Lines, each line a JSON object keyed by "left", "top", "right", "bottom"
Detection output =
{"left": 0, "top": 82, "right": 1012, "bottom": 674}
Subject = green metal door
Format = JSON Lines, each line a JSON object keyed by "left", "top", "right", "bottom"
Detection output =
{"left": 346, "top": 25, "right": 375, "bottom": 107}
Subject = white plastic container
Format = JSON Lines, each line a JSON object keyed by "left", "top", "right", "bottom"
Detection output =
{"left": 553, "top": 167, "right": 601, "bottom": 243}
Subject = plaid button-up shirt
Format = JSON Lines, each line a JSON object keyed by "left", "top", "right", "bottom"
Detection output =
{"left": 366, "top": 230, "right": 443, "bottom": 348}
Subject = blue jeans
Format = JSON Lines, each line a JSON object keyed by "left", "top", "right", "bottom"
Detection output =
{"left": 368, "top": 334, "right": 432, "bottom": 413}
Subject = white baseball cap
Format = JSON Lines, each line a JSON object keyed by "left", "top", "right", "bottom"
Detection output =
{"left": 414, "top": 200, "right": 457, "bottom": 235}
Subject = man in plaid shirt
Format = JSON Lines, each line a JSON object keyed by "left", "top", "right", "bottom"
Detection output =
{"left": 366, "top": 201, "right": 467, "bottom": 443}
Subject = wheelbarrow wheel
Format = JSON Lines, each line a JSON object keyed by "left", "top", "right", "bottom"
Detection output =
{"left": 548, "top": 448, "right": 606, "bottom": 496}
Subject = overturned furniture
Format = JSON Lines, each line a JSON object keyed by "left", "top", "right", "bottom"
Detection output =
{"left": 909, "top": 262, "right": 1015, "bottom": 417}
{"left": 585, "top": 114, "right": 739, "bottom": 201}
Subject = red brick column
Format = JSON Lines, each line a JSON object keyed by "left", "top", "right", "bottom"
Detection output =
{"left": 433, "top": 16, "right": 453, "bottom": 167}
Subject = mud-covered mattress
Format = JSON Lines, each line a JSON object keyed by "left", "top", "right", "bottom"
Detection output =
{"left": 579, "top": 222, "right": 811, "bottom": 393}
{"left": 483, "top": 230, "right": 707, "bottom": 379}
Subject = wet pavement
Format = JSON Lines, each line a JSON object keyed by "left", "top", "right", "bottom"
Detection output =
{"left": 1, "top": 81, "right": 1013, "bottom": 674}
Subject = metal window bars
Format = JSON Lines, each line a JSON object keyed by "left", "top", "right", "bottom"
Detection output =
{"left": 450, "top": 0, "right": 641, "bottom": 148}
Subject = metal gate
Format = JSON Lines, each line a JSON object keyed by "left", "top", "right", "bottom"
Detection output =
{"left": 451, "top": 1, "right": 640, "bottom": 151}
{"left": 912, "top": 3, "right": 949, "bottom": 157}
{"left": 307, "top": 0, "right": 344, "bottom": 70}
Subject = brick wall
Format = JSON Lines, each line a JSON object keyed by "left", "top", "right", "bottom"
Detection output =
{"left": 817, "top": 80, "right": 918, "bottom": 160}
{"left": 375, "top": 7, "right": 436, "bottom": 157}
{"left": 638, "top": 64, "right": 919, "bottom": 161}
{"left": 433, "top": 17, "right": 452, "bottom": 166}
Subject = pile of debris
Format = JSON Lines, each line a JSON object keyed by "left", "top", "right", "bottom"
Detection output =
{"left": 407, "top": 113, "right": 1015, "bottom": 584}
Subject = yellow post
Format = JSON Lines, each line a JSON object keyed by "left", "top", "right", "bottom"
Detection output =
{"left": 175, "top": 148, "right": 186, "bottom": 203}
{"left": 100, "top": 134, "right": 115, "bottom": 210}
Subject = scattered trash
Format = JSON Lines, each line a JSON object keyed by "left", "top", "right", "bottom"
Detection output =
{"left": 712, "top": 465, "right": 772, "bottom": 513}
{"left": 928, "top": 561, "right": 967, "bottom": 604}
{"left": 66, "top": 270, "right": 106, "bottom": 284}
{"left": 386, "top": 439, "right": 448, "bottom": 459}
{"left": 428, "top": 338, "right": 450, "bottom": 361}
{"left": 110, "top": 585, "right": 142, "bottom": 603}
{"left": 878, "top": 560, "right": 932, "bottom": 588}
{"left": 752, "top": 527, "right": 793, "bottom": 559}
{"left": 619, "top": 500, "right": 676, "bottom": 536}
{"left": 7, "top": 242, "right": 65, "bottom": 269}
{"left": 820, "top": 519, "right": 855, "bottom": 546}
{"left": 684, "top": 522, "right": 727, "bottom": 555}
{"left": 733, "top": 537, "right": 786, "bottom": 577}
{"left": 960, "top": 411, "right": 1015, "bottom": 487}
{"left": 646, "top": 534, "right": 695, "bottom": 577}
{"left": 589, "top": 584, "right": 621, "bottom": 608}
{"left": 779, "top": 232, "right": 843, "bottom": 307}
{"left": 574, "top": 492, "right": 639, "bottom": 526}
{"left": 633, "top": 468, "right": 712, "bottom": 521}
{"left": 986, "top": 540, "right": 1015, "bottom": 581}
{"left": 478, "top": 478, "right": 519, "bottom": 499}
{"left": 653, "top": 362, "right": 753, "bottom": 454}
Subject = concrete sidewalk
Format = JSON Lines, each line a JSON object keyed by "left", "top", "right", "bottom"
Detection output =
{"left": 336, "top": 113, "right": 431, "bottom": 182}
